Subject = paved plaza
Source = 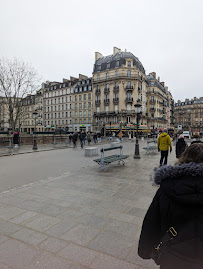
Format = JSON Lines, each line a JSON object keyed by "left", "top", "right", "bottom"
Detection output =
{"left": 0, "top": 139, "right": 177, "bottom": 269}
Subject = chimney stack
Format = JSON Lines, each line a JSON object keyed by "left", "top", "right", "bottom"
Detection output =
{"left": 161, "top": 82, "right": 165, "bottom": 87}
{"left": 113, "top": 47, "right": 121, "bottom": 55}
{"left": 151, "top": 72, "right": 156, "bottom": 79}
{"left": 95, "top": 52, "right": 103, "bottom": 61}
{"left": 157, "top": 76, "right": 160, "bottom": 82}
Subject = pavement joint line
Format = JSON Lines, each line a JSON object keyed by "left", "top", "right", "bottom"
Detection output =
{"left": 0, "top": 172, "right": 74, "bottom": 195}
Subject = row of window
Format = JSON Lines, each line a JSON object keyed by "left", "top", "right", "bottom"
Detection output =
{"left": 75, "top": 86, "right": 92, "bottom": 93}
{"left": 97, "top": 60, "right": 132, "bottom": 71}
{"left": 75, "top": 102, "right": 91, "bottom": 110}
{"left": 45, "top": 88, "right": 72, "bottom": 98}
{"left": 46, "top": 104, "right": 72, "bottom": 112}
{"left": 75, "top": 93, "right": 91, "bottom": 101}
{"left": 96, "top": 70, "right": 132, "bottom": 80}
{"left": 75, "top": 118, "right": 92, "bottom": 124}
{"left": 45, "top": 112, "right": 72, "bottom": 119}
{"left": 45, "top": 119, "right": 72, "bottom": 126}
{"left": 46, "top": 96, "right": 72, "bottom": 105}
{"left": 75, "top": 111, "right": 91, "bottom": 118}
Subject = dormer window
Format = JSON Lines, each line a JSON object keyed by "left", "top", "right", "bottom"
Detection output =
{"left": 98, "top": 65, "right": 101, "bottom": 71}
{"left": 127, "top": 61, "right": 131, "bottom": 67}
{"left": 116, "top": 61, "right": 119, "bottom": 67}
{"left": 107, "top": 63, "right": 110, "bottom": 69}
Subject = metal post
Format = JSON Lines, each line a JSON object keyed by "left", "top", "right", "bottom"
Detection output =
{"left": 33, "top": 117, "right": 38, "bottom": 150}
{"left": 134, "top": 113, "right": 140, "bottom": 159}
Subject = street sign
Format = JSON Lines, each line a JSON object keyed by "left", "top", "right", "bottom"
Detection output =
{"left": 178, "top": 125, "right": 182, "bottom": 130}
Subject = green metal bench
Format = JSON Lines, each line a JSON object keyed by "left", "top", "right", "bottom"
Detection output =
{"left": 143, "top": 140, "right": 157, "bottom": 154}
{"left": 94, "top": 145, "right": 129, "bottom": 169}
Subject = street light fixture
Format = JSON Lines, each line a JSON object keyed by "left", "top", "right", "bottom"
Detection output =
{"left": 32, "top": 110, "right": 38, "bottom": 150}
{"left": 134, "top": 103, "right": 142, "bottom": 159}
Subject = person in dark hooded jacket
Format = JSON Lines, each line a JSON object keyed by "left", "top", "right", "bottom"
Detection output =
{"left": 175, "top": 134, "right": 187, "bottom": 158}
{"left": 138, "top": 143, "right": 203, "bottom": 269}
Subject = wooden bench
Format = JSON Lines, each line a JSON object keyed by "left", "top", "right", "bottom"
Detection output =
{"left": 94, "top": 145, "right": 129, "bottom": 169}
{"left": 143, "top": 140, "right": 157, "bottom": 154}
{"left": 0, "top": 140, "right": 12, "bottom": 154}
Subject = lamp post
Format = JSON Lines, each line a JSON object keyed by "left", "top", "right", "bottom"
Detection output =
{"left": 134, "top": 103, "right": 142, "bottom": 159}
{"left": 32, "top": 111, "right": 38, "bottom": 150}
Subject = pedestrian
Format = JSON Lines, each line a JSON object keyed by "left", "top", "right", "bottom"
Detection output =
{"left": 138, "top": 143, "right": 203, "bottom": 269}
{"left": 112, "top": 131, "right": 116, "bottom": 141}
{"left": 72, "top": 132, "right": 77, "bottom": 148}
{"left": 82, "top": 131, "right": 86, "bottom": 145}
{"left": 93, "top": 132, "right": 97, "bottom": 144}
{"left": 13, "top": 131, "right": 19, "bottom": 148}
{"left": 175, "top": 134, "right": 187, "bottom": 158}
{"left": 87, "top": 132, "right": 91, "bottom": 145}
{"left": 69, "top": 133, "right": 72, "bottom": 144}
{"left": 97, "top": 132, "right": 101, "bottom": 143}
{"left": 79, "top": 132, "right": 83, "bottom": 148}
{"left": 157, "top": 129, "right": 172, "bottom": 166}
{"left": 118, "top": 131, "right": 123, "bottom": 141}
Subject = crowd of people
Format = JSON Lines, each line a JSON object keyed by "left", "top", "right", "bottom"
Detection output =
{"left": 68, "top": 131, "right": 102, "bottom": 148}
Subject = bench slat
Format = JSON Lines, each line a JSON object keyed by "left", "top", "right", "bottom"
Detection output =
{"left": 101, "top": 146, "right": 122, "bottom": 152}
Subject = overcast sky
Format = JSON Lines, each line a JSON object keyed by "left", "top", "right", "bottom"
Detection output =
{"left": 0, "top": 0, "right": 202, "bottom": 102}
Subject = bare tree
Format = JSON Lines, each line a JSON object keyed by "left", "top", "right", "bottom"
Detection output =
{"left": 0, "top": 58, "right": 40, "bottom": 132}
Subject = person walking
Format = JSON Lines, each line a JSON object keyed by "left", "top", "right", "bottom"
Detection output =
{"left": 69, "top": 133, "right": 72, "bottom": 144}
{"left": 82, "top": 131, "right": 86, "bottom": 145}
{"left": 97, "top": 132, "right": 101, "bottom": 143}
{"left": 72, "top": 132, "right": 78, "bottom": 148}
{"left": 79, "top": 132, "right": 83, "bottom": 148}
{"left": 138, "top": 143, "right": 203, "bottom": 269}
{"left": 13, "top": 131, "right": 19, "bottom": 148}
{"left": 118, "top": 131, "right": 123, "bottom": 141}
{"left": 93, "top": 132, "right": 97, "bottom": 144}
{"left": 87, "top": 132, "right": 91, "bottom": 145}
{"left": 157, "top": 129, "right": 172, "bottom": 166}
{"left": 175, "top": 134, "right": 187, "bottom": 158}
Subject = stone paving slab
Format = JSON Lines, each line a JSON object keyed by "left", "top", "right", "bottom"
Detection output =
{"left": 0, "top": 140, "right": 177, "bottom": 268}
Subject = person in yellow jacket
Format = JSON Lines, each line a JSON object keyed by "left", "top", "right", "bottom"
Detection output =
{"left": 157, "top": 129, "right": 172, "bottom": 166}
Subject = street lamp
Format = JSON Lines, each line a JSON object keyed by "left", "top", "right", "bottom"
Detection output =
{"left": 134, "top": 103, "right": 142, "bottom": 159}
{"left": 32, "top": 111, "right": 38, "bottom": 150}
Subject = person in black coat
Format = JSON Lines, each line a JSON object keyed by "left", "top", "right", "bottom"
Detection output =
{"left": 138, "top": 143, "right": 203, "bottom": 269}
{"left": 72, "top": 132, "right": 78, "bottom": 148}
{"left": 13, "top": 132, "right": 19, "bottom": 148}
{"left": 175, "top": 134, "right": 187, "bottom": 158}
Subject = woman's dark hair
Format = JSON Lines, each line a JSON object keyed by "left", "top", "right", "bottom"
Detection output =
{"left": 178, "top": 143, "right": 203, "bottom": 164}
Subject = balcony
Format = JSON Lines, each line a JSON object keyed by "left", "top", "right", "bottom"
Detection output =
{"left": 150, "top": 107, "right": 156, "bottom": 111}
{"left": 125, "top": 85, "right": 134, "bottom": 91}
{"left": 95, "top": 89, "right": 101, "bottom": 94}
{"left": 104, "top": 99, "right": 110, "bottom": 105}
{"left": 95, "top": 100, "right": 101, "bottom": 106}
{"left": 113, "top": 86, "right": 119, "bottom": 92}
{"left": 104, "top": 87, "right": 110, "bottom": 94}
{"left": 150, "top": 100, "right": 156, "bottom": 104}
{"left": 113, "top": 98, "right": 119, "bottom": 104}
{"left": 126, "top": 97, "right": 133, "bottom": 103}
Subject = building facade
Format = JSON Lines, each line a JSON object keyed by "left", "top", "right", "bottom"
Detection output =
{"left": 42, "top": 77, "right": 78, "bottom": 131}
{"left": 72, "top": 75, "right": 93, "bottom": 132}
{"left": 146, "top": 72, "right": 174, "bottom": 131}
{"left": 174, "top": 97, "right": 203, "bottom": 133}
{"left": 92, "top": 47, "right": 148, "bottom": 134}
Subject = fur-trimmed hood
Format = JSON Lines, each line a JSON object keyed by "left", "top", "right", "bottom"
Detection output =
{"left": 154, "top": 162, "right": 203, "bottom": 205}
{"left": 154, "top": 162, "right": 203, "bottom": 184}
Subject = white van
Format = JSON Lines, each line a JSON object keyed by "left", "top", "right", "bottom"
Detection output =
{"left": 182, "top": 131, "right": 190, "bottom": 139}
